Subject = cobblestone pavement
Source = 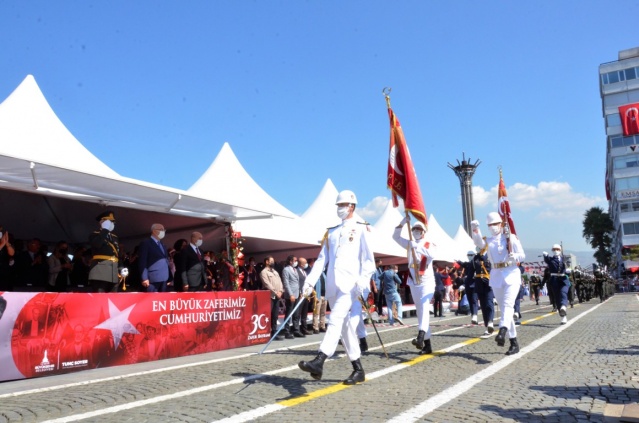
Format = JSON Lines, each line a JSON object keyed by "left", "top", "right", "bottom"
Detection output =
{"left": 1, "top": 294, "right": 638, "bottom": 423}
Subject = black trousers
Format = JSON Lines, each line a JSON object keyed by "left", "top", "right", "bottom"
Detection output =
{"left": 433, "top": 290, "right": 444, "bottom": 317}
{"left": 270, "top": 296, "right": 280, "bottom": 334}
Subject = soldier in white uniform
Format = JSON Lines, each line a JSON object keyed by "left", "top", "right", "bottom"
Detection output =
{"left": 393, "top": 218, "right": 436, "bottom": 354}
{"left": 298, "top": 190, "right": 376, "bottom": 385}
{"left": 471, "top": 212, "right": 525, "bottom": 355}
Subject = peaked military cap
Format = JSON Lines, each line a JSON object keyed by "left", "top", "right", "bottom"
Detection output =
{"left": 96, "top": 210, "right": 116, "bottom": 222}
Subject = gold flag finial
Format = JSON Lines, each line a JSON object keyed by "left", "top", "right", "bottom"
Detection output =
{"left": 382, "top": 87, "right": 392, "bottom": 108}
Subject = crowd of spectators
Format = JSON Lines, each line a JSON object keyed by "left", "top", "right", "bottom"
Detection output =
{"left": 0, "top": 227, "right": 309, "bottom": 295}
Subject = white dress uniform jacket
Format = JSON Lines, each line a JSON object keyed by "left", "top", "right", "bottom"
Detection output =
{"left": 305, "top": 218, "right": 376, "bottom": 299}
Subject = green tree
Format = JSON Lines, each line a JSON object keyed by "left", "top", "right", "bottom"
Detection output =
{"left": 582, "top": 206, "right": 613, "bottom": 267}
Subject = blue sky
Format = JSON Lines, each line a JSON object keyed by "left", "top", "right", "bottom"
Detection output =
{"left": 1, "top": 1, "right": 636, "bottom": 260}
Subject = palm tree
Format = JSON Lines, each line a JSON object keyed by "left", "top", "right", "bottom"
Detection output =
{"left": 582, "top": 207, "right": 613, "bottom": 267}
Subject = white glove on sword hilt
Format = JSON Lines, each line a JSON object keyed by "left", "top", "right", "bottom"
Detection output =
{"left": 119, "top": 267, "right": 129, "bottom": 277}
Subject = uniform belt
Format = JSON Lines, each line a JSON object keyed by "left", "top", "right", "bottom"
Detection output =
{"left": 551, "top": 273, "right": 565, "bottom": 277}
{"left": 492, "top": 261, "right": 514, "bottom": 269}
{"left": 475, "top": 273, "right": 490, "bottom": 278}
{"left": 93, "top": 255, "right": 118, "bottom": 262}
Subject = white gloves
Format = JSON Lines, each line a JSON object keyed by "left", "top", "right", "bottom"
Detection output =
{"left": 543, "top": 251, "right": 548, "bottom": 257}
{"left": 398, "top": 216, "right": 410, "bottom": 227}
{"left": 119, "top": 267, "right": 129, "bottom": 277}
{"left": 458, "top": 285, "right": 465, "bottom": 292}
{"left": 470, "top": 220, "right": 480, "bottom": 233}
{"left": 302, "top": 284, "right": 314, "bottom": 297}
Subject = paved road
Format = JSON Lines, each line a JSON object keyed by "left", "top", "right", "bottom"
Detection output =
{"left": 1, "top": 293, "right": 638, "bottom": 423}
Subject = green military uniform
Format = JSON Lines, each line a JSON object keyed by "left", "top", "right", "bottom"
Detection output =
{"left": 89, "top": 210, "right": 120, "bottom": 293}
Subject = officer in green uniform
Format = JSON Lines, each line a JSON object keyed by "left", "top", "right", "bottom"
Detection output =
{"left": 89, "top": 211, "right": 121, "bottom": 293}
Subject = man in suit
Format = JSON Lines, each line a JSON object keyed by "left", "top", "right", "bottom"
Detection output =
{"left": 181, "top": 232, "right": 207, "bottom": 292}
{"left": 138, "top": 223, "right": 172, "bottom": 292}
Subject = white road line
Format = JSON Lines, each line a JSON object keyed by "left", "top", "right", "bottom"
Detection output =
{"left": 33, "top": 321, "right": 477, "bottom": 422}
{"left": 386, "top": 301, "right": 603, "bottom": 423}
{"left": 19, "top": 304, "right": 552, "bottom": 423}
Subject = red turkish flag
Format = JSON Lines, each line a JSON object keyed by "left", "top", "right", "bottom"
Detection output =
{"left": 498, "top": 171, "right": 517, "bottom": 236}
{"left": 619, "top": 103, "right": 639, "bottom": 136}
{"left": 386, "top": 106, "right": 427, "bottom": 225}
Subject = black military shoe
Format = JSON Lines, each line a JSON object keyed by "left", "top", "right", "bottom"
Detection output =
{"left": 506, "top": 337, "right": 519, "bottom": 355}
{"left": 412, "top": 330, "right": 426, "bottom": 350}
{"left": 419, "top": 339, "right": 432, "bottom": 355}
{"left": 359, "top": 337, "right": 368, "bottom": 353}
{"left": 343, "top": 359, "right": 365, "bottom": 385}
{"left": 299, "top": 351, "right": 328, "bottom": 380}
{"left": 495, "top": 327, "right": 508, "bottom": 347}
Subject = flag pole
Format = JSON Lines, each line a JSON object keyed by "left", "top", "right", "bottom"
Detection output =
{"left": 404, "top": 211, "right": 423, "bottom": 284}
{"left": 499, "top": 167, "right": 513, "bottom": 254}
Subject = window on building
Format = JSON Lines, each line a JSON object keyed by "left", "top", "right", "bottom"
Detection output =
{"left": 616, "top": 176, "right": 639, "bottom": 191}
{"left": 607, "top": 113, "right": 622, "bottom": 127}
{"left": 610, "top": 134, "right": 639, "bottom": 149}
{"left": 623, "top": 222, "right": 639, "bottom": 235}
{"left": 602, "top": 66, "right": 639, "bottom": 85}
{"left": 614, "top": 156, "right": 639, "bottom": 169}
{"left": 620, "top": 202, "right": 639, "bottom": 213}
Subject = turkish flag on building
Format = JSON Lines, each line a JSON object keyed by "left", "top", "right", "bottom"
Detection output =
{"left": 498, "top": 170, "right": 517, "bottom": 236}
{"left": 386, "top": 106, "right": 427, "bottom": 225}
{"left": 619, "top": 103, "right": 639, "bottom": 136}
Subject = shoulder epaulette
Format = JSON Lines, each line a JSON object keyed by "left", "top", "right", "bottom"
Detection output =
{"left": 356, "top": 221, "right": 371, "bottom": 231}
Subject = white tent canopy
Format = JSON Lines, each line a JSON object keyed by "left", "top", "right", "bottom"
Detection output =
{"left": 453, "top": 225, "right": 476, "bottom": 256}
{"left": 0, "top": 76, "right": 295, "bottom": 250}
{"left": 301, "top": 178, "right": 341, "bottom": 234}
{"left": 188, "top": 142, "right": 296, "bottom": 220}
{"left": 426, "top": 215, "right": 467, "bottom": 264}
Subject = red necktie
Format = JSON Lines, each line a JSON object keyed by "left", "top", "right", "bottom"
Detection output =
{"left": 196, "top": 249, "right": 202, "bottom": 260}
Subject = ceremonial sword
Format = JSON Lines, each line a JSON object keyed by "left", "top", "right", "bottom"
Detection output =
{"left": 358, "top": 294, "right": 389, "bottom": 359}
{"left": 259, "top": 291, "right": 311, "bottom": 355}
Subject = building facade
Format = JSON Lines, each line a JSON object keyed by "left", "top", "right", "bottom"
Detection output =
{"left": 600, "top": 46, "right": 639, "bottom": 275}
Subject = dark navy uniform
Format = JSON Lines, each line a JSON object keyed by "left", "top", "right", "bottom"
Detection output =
{"left": 543, "top": 244, "right": 569, "bottom": 323}
{"left": 471, "top": 252, "right": 494, "bottom": 332}
{"left": 89, "top": 211, "right": 120, "bottom": 293}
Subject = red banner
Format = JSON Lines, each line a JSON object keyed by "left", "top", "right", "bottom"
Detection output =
{"left": 619, "top": 103, "right": 639, "bottom": 136}
{"left": 386, "top": 106, "right": 427, "bottom": 225}
{"left": 498, "top": 171, "right": 517, "bottom": 236}
{"left": 0, "top": 290, "right": 271, "bottom": 381}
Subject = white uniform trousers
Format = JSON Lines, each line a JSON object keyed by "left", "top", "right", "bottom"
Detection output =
{"left": 490, "top": 267, "right": 521, "bottom": 338}
{"left": 320, "top": 288, "right": 361, "bottom": 361}
{"left": 409, "top": 281, "right": 434, "bottom": 338}
{"left": 356, "top": 287, "right": 370, "bottom": 339}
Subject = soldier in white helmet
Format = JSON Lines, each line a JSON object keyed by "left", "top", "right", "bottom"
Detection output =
{"left": 393, "top": 217, "right": 436, "bottom": 354}
{"left": 543, "top": 244, "right": 569, "bottom": 324}
{"left": 298, "top": 190, "right": 376, "bottom": 385}
{"left": 471, "top": 212, "right": 525, "bottom": 355}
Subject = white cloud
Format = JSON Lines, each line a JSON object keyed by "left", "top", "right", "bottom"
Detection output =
{"left": 358, "top": 196, "right": 389, "bottom": 221}
{"left": 473, "top": 181, "right": 606, "bottom": 221}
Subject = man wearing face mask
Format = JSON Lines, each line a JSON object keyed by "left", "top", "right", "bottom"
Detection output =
{"left": 260, "top": 256, "right": 284, "bottom": 340}
{"left": 282, "top": 255, "right": 304, "bottom": 337}
{"left": 89, "top": 211, "right": 121, "bottom": 293}
{"left": 296, "top": 257, "right": 312, "bottom": 335}
{"left": 393, "top": 218, "right": 436, "bottom": 355}
{"left": 181, "top": 232, "right": 207, "bottom": 292}
{"left": 138, "top": 223, "right": 172, "bottom": 292}
{"left": 298, "top": 190, "right": 376, "bottom": 385}
{"left": 543, "top": 244, "right": 569, "bottom": 325}
{"left": 471, "top": 212, "right": 525, "bottom": 355}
